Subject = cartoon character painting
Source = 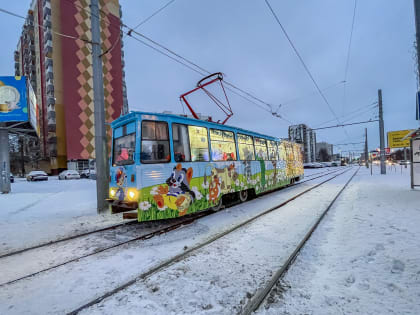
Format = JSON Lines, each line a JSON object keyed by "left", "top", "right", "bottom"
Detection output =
{"left": 115, "top": 167, "right": 126, "bottom": 201}
{"left": 153, "top": 163, "right": 195, "bottom": 216}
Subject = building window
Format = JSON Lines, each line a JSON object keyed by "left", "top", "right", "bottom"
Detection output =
{"left": 172, "top": 123, "right": 191, "bottom": 162}
{"left": 141, "top": 121, "right": 170, "bottom": 163}
{"left": 238, "top": 133, "right": 255, "bottom": 160}
{"left": 210, "top": 129, "right": 237, "bottom": 161}
{"left": 254, "top": 137, "right": 268, "bottom": 160}
{"left": 188, "top": 125, "right": 209, "bottom": 162}
{"left": 268, "top": 140, "right": 278, "bottom": 160}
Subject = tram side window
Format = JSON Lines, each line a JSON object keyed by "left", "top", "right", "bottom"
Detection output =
{"left": 238, "top": 133, "right": 255, "bottom": 160}
{"left": 278, "top": 142, "right": 287, "bottom": 161}
{"left": 268, "top": 140, "right": 278, "bottom": 160}
{"left": 188, "top": 126, "right": 209, "bottom": 162}
{"left": 254, "top": 137, "right": 268, "bottom": 160}
{"left": 113, "top": 132, "right": 135, "bottom": 166}
{"left": 172, "top": 123, "right": 191, "bottom": 162}
{"left": 210, "top": 129, "right": 237, "bottom": 161}
{"left": 141, "top": 121, "right": 170, "bottom": 163}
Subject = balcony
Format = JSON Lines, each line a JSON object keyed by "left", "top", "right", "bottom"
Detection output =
{"left": 47, "top": 123, "right": 56, "bottom": 132}
{"left": 47, "top": 96, "right": 55, "bottom": 106}
{"left": 44, "top": 32, "right": 52, "bottom": 41}
{"left": 46, "top": 84, "right": 54, "bottom": 95}
{"left": 43, "top": 7, "right": 51, "bottom": 17}
{"left": 44, "top": 46, "right": 52, "bottom": 58}
{"left": 46, "top": 71, "right": 53, "bottom": 80}
{"left": 43, "top": 20, "right": 52, "bottom": 29}
{"left": 45, "top": 58, "right": 53, "bottom": 67}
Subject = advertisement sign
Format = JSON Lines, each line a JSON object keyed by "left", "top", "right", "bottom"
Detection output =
{"left": 27, "top": 82, "right": 40, "bottom": 136}
{"left": 387, "top": 130, "right": 413, "bottom": 148}
{"left": 0, "top": 76, "right": 28, "bottom": 122}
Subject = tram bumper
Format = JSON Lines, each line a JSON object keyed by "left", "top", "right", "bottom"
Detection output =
{"left": 106, "top": 199, "right": 138, "bottom": 213}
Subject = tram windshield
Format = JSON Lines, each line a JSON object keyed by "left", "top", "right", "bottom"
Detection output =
{"left": 113, "top": 133, "right": 135, "bottom": 165}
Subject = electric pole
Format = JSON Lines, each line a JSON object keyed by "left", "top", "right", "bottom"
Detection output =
{"left": 378, "top": 89, "right": 386, "bottom": 174}
{"left": 0, "top": 123, "right": 11, "bottom": 194}
{"left": 91, "top": 0, "right": 109, "bottom": 213}
{"left": 414, "top": 0, "right": 420, "bottom": 84}
{"left": 365, "top": 128, "right": 369, "bottom": 168}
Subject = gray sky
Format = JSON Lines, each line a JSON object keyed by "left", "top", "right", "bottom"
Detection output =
{"left": 1, "top": 0, "right": 418, "bottom": 155}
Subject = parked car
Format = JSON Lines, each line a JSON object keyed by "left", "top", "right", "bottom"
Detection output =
{"left": 399, "top": 160, "right": 411, "bottom": 165}
{"left": 331, "top": 161, "right": 340, "bottom": 167}
{"left": 10, "top": 173, "right": 14, "bottom": 183}
{"left": 27, "top": 170, "right": 48, "bottom": 181}
{"left": 59, "top": 170, "right": 81, "bottom": 180}
{"left": 79, "top": 169, "right": 90, "bottom": 179}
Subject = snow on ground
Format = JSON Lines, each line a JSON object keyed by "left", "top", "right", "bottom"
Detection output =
{"left": 0, "top": 167, "right": 334, "bottom": 255}
{"left": 0, "top": 177, "right": 125, "bottom": 254}
{"left": 79, "top": 168, "right": 356, "bottom": 315}
{"left": 0, "top": 169, "right": 346, "bottom": 314}
{"left": 259, "top": 165, "right": 420, "bottom": 315}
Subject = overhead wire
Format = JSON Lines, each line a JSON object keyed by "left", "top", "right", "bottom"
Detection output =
{"left": 264, "top": 0, "right": 343, "bottom": 126}
{"left": 61, "top": 0, "right": 293, "bottom": 123}
{"left": 0, "top": 7, "right": 93, "bottom": 44}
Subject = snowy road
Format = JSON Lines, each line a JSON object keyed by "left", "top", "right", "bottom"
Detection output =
{"left": 0, "top": 168, "right": 349, "bottom": 314}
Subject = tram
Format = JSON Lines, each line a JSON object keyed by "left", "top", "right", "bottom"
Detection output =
{"left": 107, "top": 111, "right": 304, "bottom": 222}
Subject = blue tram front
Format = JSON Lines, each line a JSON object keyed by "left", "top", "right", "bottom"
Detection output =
{"left": 108, "top": 112, "right": 303, "bottom": 222}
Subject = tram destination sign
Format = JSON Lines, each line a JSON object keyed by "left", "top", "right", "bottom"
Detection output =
{"left": 387, "top": 130, "right": 414, "bottom": 148}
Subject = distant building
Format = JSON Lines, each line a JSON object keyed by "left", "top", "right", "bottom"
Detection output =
{"left": 14, "top": 0, "right": 128, "bottom": 173}
{"left": 316, "top": 142, "right": 333, "bottom": 161}
{"left": 288, "top": 124, "right": 316, "bottom": 163}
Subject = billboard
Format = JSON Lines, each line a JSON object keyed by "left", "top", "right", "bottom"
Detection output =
{"left": 387, "top": 130, "right": 413, "bottom": 148}
{"left": 0, "top": 76, "right": 28, "bottom": 122}
{"left": 27, "top": 82, "right": 40, "bottom": 136}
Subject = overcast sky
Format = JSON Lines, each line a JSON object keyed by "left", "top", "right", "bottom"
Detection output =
{"left": 1, "top": 0, "right": 418, "bottom": 155}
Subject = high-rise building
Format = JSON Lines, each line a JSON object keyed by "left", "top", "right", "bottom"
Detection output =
{"left": 288, "top": 124, "right": 317, "bottom": 163}
{"left": 14, "top": 0, "right": 128, "bottom": 173}
{"left": 316, "top": 142, "right": 333, "bottom": 161}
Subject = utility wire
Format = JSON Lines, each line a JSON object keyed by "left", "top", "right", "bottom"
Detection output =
{"left": 313, "top": 119, "right": 379, "bottom": 130}
{"left": 264, "top": 0, "right": 343, "bottom": 126}
{"left": 344, "top": 0, "right": 357, "bottom": 83}
{"left": 130, "top": 0, "right": 177, "bottom": 31}
{"left": 0, "top": 7, "right": 92, "bottom": 44}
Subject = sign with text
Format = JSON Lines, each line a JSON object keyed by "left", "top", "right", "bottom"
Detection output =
{"left": 387, "top": 130, "right": 413, "bottom": 148}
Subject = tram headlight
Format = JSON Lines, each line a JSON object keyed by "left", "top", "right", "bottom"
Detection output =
{"left": 127, "top": 188, "right": 138, "bottom": 201}
{"left": 109, "top": 188, "right": 117, "bottom": 198}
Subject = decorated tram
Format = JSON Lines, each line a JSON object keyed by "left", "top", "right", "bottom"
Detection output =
{"left": 107, "top": 111, "right": 304, "bottom": 222}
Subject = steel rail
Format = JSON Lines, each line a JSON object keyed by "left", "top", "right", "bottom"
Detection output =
{"left": 66, "top": 167, "right": 353, "bottom": 315}
{"left": 241, "top": 167, "right": 360, "bottom": 314}
{"left": 0, "top": 167, "right": 346, "bottom": 288}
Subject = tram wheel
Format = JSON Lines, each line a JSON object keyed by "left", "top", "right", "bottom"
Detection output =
{"left": 239, "top": 190, "right": 248, "bottom": 202}
{"left": 211, "top": 197, "right": 223, "bottom": 211}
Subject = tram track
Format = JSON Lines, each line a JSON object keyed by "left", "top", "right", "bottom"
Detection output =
{"left": 1, "top": 167, "right": 344, "bottom": 262}
{"left": 0, "top": 168, "right": 346, "bottom": 284}
{"left": 66, "top": 167, "right": 354, "bottom": 315}
{"left": 241, "top": 167, "right": 360, "bottom": 314}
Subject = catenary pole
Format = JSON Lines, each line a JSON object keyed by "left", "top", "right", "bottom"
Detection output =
{"left": 414, "top": 0, "right": 420, "bottom": 86}
{"left": 0, "top": 123, "right": 11, "bottom": 193}
{"left": 365, "top": 128, "right": 369, "bottom": 168}
{"left": 378, "top": 89, "right": 386, "bottom": 174}
{"left": 91, "top": 0, "right": 109, "bottom": 213}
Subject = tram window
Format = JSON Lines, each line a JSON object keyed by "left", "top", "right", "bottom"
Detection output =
{"left": 238, "top": 133, "right": 255, "bottom": 160}
{"left": 268, "top": 140, "right": 278, "bottom": 160}
{"left": 113, "top": 132, "right": 135, "bottom": 166}
{"left": 141, "top": 121, "right": 170, "bottom": 163}
{"left": 172, "top": 123, "right": 191, "bottom": 162}
{"left": 210, "top": 129, "right": 237, "bottom": 161}
{"left": 254, "top": 137, "right": 268, "bottom": 160}
{"left": 188, "top": 125, "right": 209, "bottom": 162}
{"left": 278, "top": 142, "right": 287, "bottom": 160}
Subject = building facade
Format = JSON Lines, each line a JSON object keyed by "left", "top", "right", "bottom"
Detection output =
{"left": 288, "top": 124, "right": 317, "bottom": 163}
{"left": 316, "top": 142, "right": 333, "bottom": 161}
{"left": 14, "top": 0, "right": 128, "bottom": 173}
